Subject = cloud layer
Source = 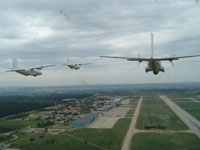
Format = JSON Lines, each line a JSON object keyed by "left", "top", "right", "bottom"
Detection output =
{"left": 0, "top": 0, "right": 200, "bottom": 87}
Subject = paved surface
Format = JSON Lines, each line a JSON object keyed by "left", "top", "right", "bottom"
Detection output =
{"left": 191, "top": 98, "right": 200, "bottom": 103}
{"left": 121, "top": 96, "right": 143, "bottom": 150}
{"left": 121, "top": 99, "right": 130, "bottom": 105}
{"left": 88, "top": 106, "right": 130, "bottom": 129}
{"left": 160, "top": 95, "right": 200, "bottom": 138}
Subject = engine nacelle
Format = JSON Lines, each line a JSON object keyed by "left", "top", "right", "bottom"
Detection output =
{"left": 145, "top": 67, "right": 150, "bottom": 72}
{"left": 159, "top": 67, "right": 165, "bottom": 72}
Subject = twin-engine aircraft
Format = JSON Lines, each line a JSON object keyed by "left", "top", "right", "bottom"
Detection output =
{"left": 61, "top": 57, "right": 91, "bottom": 70}
{"left": 6, "top": 57, "right": 91, "bottom": 77}
{"left": 7, "top": 59, "right": 54, "bottom": 77}
{"left": 100, "top": 33, "right": 200, "bottom": 75}
{"left": 6, "top": 33, "right": 200, "bottom": 77}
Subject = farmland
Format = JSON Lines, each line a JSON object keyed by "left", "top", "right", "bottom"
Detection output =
{"left": 11, "top": 118, "right": 131, "bottom": 150}
{"left": 132, "top": 133, "right": 200, "bottom": 150}
{"left": 173, "top": 101, "right": 200, "bottom": 121}
{"left": 136, "top": 96, "right": 189, "bottom": 130}
{"left": 70, "top": 118, "right": 131, "bottom": 150}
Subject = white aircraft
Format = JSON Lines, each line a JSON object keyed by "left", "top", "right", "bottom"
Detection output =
{"left": 61, "top": 57, "right": 91, "bottom": 70}
{"left": 100, "top": 33, "right": 200, "bottom": 75}
{"left": 7, "top": 59, "right": 54, "bottom": 77}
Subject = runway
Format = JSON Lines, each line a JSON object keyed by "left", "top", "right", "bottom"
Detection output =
{"left": 160, "top": 95, "right": 200, "bottom": 138}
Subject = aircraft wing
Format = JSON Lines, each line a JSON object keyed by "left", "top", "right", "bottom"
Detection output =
{"left": 6, "top": 69, "right": 25, "bottom": 72}
{"left": 30, "top": 65, "right": 55, "bottom": 70}
{"left": 154, "top": 55, "right": 200, "bottom": 61}
{"left": 78, "top": 63, "right": 92, "bottom": 66}
{"left": 100, "top": 56, "right": 150, "bottom": 62}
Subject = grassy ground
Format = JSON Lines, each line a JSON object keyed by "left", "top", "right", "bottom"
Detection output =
{"left": 175, "top": 101, "right": 200, "bottom": 121}
{"left": 125, "top": 110, "right": 135, "bottom": 117}
{"left": 171, "top": 98, "right": 194, "bottom": 102}
{"left": 132, "top": 133, "right": 200, "bottom": 150}
{"left": 126, "top": 111, "right": 134, "bottom": 115}
{"left": 0, "top": 118, "right": 44, "bottom": 128}
{"left": 49, "top": 121, "right": 72, "bottom": 129}
{"left": 0, "top": 135, "right": 11, "bottom": 142}
{"left": 125, "top": 115, "right": 133, "bottom": 118}
{"left": 11, "top": 133, "right": 101, "bottom": 150}
{"left": 124, "top": 98, "right": 138, "bottom": 117}
{"left": 129, "top": 98, "right": 139, "bottom": 105}
{"left": 69, "top": 118, "right": 131, "bottom": 150}
{"left": 10, "top": 118, "right": 131, "bottom": 150}
{"left": 136, "top": 96, "right": 188, "bottom": 130}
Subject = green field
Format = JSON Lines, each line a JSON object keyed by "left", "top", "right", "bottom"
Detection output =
{"left": 132, "top": 133, "right": 200, "bottom": 150}
{"left": 171, "top": 98, "right": 194, "bottom": 102}
{"left": 175, "top": 101, "right": 200, "bottom": 121}
{"left": 0, "top": 135, "right": 11, "bottom": 142}
{"left": 125, "top": 115, "right": 133, "bottom": 117}
{"left": 10, "top": 118, "right": 131, "bottom": 150}
{"left": 49, "top": 121, "right": 72, "bottom": 129}
{"left": 136, "top": 96, "right": 188, "bottom": 130}
{"left": 129, "top": 98, "right": 139, "bottom": 105}
{"left": 164, "top": 91, "right": 197, "bottom": 99}
{"left": 69, "top": 118, "right": 131, "bottom": 150}
{"left": 125, "top": 98, "right": 138, "bottom": 117}
{"left": 11, "top": 133, "right": 101, "bottom": 150}
{"left": 125, "top": 110, "right": 134, "bottom": 117}
{"left": 0, "top": 118, "right": 45, "bottom": 128}
{"left": 127, "top": 111, "right": 134, "bottom": 115}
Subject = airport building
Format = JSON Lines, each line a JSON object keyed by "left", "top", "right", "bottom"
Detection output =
{"left": 96, "top": 105, "right": 113, "bottom": 112}
{"left": 72, "top": 113, "right": 100, "bottom": 128}
{"left": 111, "top": 99, "right": 122, "bottom": 105}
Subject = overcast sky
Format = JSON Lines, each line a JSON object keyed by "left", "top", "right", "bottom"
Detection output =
{"left": 0, "top": 0, "right": 200, "bottom": 87}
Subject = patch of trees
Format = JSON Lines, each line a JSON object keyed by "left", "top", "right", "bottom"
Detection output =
{"left": 46, "top": 139, "right": 55, "bottom": 144}
{"left": 30, "top": 137, "right": 35, "bottom": 141}
{"left": 37, "top": 121, "right": 54, "bottom": 128}
{"left": 0, "top": 92, "right": 93, "bottom": 118}
{"left": 7, "top": 113, "right": 29, "bottom": 119}
{"left": 39, "top": 134, "right": 44, "bottom": 138}
{"left": 0, "top": 101, "right": 52, "bottom": 117}
{"left": 0, "top": 127, "right": 16, "bottom": 133}
{"left": 0, "top": 135, "right": 10, "bottom": 142}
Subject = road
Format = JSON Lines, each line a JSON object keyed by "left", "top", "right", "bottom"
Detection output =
{"left": 121, "top": 96, "right": 143, "bottom": 150}
{"left": 191, "top": 98, "right": 200, "bottom": 103}
{"left": 160, "top": 95, "right": 200, "bottom": 138}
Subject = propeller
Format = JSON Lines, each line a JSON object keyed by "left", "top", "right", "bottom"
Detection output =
{"left": 170, "top": 61, "right": 175, "bottom": 67}
{"left": 137, "top": 54, "right": 141, "bottom": 66}
{"left": 170, "top": 54, "right": 175, "bottom": 67}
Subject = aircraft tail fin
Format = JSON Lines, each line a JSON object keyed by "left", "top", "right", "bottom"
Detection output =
{"left": 12, "top": 58, "right": 18, "bottom": 70}
{"left": 151, "top": 32, "right": 154, "bottom": 58}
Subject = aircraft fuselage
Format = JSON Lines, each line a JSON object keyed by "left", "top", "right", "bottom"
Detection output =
{"left": 16, "top": 69, "right": 42, "bottom": 77}
{"left": 68, "top": 64, "right": 80, "bottom": 70}
{"left": 146, "top": 59, "right": 164, "bottom": 75}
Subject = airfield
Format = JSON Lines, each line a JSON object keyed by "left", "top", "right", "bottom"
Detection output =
{"left": 73, "top": 91, "right": 200, "bottom": 150}
{"left": 84, "top": 94, "right": 200, "bottom": 149}
{"left": 0, "top": 88, "right": 200, "bottom": 150}
{"left": 88, "top": 99, "right": 130, "bottom": 128}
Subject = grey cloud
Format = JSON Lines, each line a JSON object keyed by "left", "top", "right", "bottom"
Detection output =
{"left": 0, "top": 0, "right": 200, "bottom": 86}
